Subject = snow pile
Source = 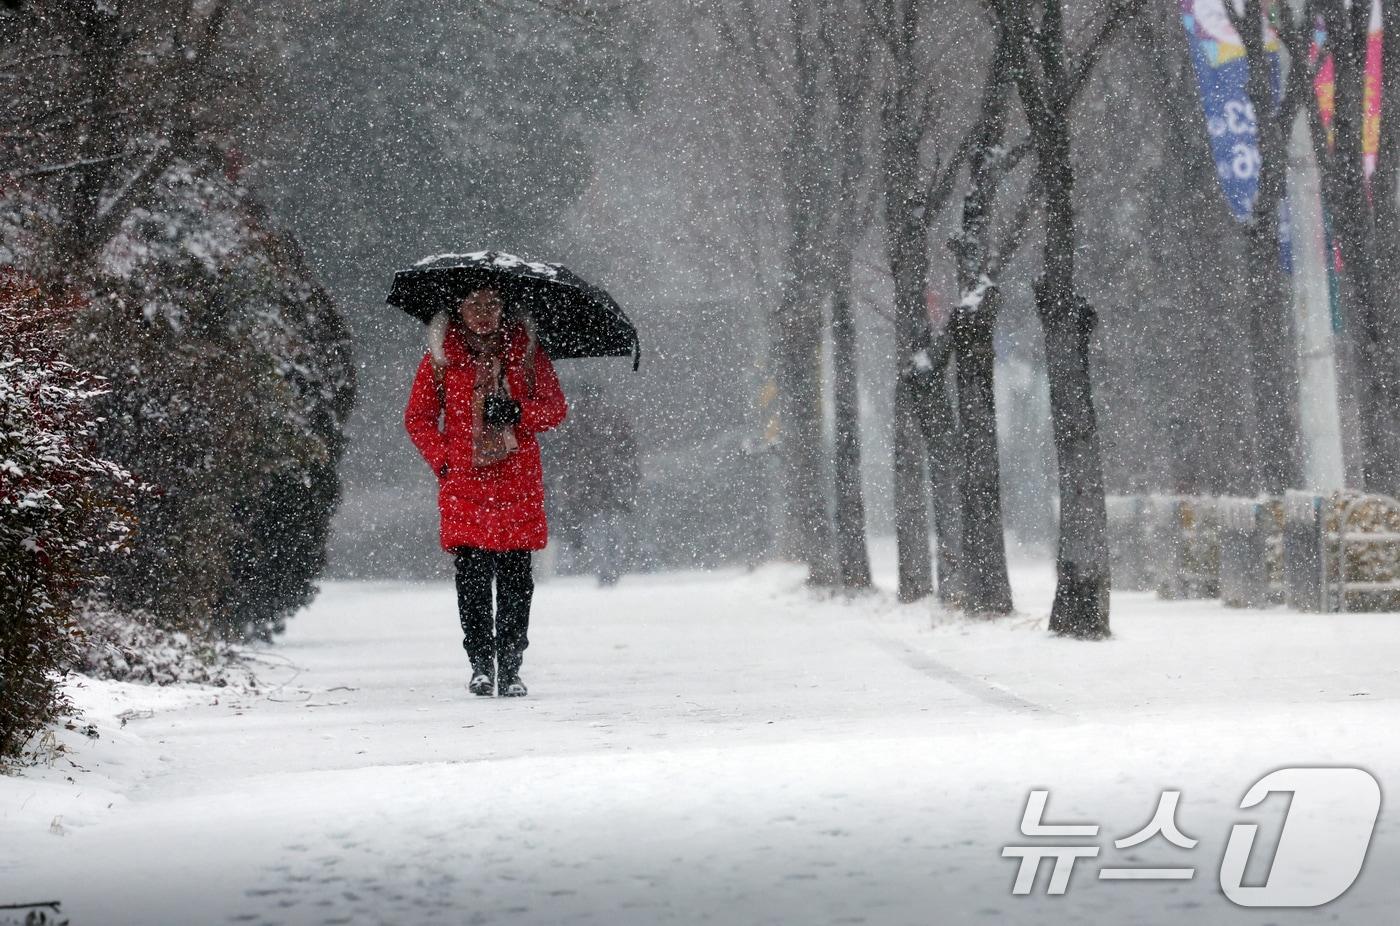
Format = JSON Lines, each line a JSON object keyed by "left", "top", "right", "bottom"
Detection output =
{"left": 0, "top": 675, "right": 221, "bottom": 850}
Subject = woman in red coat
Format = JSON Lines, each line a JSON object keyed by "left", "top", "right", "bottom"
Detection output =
{"left": 405, "top": 287, "right": 567, "bottom": 697}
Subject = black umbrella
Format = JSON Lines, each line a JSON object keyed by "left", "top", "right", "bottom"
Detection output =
{"left": 387, "top": 251, "right": 640, "bottom": 369}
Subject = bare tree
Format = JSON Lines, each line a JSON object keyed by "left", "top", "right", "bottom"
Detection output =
{"left": 820, "top": 0, "right": 876, "bottom": 589}
{"left": 932, "top": 0, "right": 1134, "bottom": 616}
{"left": 944, "top": 25, "right": 1018, "bottom": 615}
{"left": 707, "top": 0, "right": 843, "bottom": 585}
{"left": 999, "top": 0, "right": 1136, "bottom": 638}
{"left": 867, "top": 0, "right": 975, "bottom": 602}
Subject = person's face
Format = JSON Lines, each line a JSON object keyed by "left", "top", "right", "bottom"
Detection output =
{"left": 459, "top": 289, "right": 503, "bottom": 335}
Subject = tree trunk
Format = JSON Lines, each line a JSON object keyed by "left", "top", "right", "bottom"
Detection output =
{"left": 895, "top": 368, "right": 935, "bottom": 601}
{"left": 1235, "top": 0, "right": 1303, "bottom": 494}
{"left": 946, "top": 26, "right": 1015, "bottom": 615}
{"left": 950, "top": 293, "right": 1014, "bottom": 613}
{"left": 53, "top": 9, "right": 123, "bottom": 271}
{"left": 1020, "top": 0, "right": 1111, "bottom": 638}
{"left": 1239, "top": 222, "right": 1301, "bottom": 493}
{"left": 831, "top": 269, "right": 873, "bottom": 589}
{"left": 1037, "top": 285, "right": 1111, "bottom": 638}
{"left": 910, "top": 345, "right": 966, "bottom": 606}
{"left": 773, "top": 279, "right": 836, "bottom": 582}
{"left": 886, "top": 178, "right": 936, "bottom": 600}
{"left": 877, "top": 1, "right": 939, "bottom": 601}
{"left": 824, "top": 2, "right": 874, "bottom": 591}
{"left": 892, "top": 219, "right": 937, "bottom": 601}
{"left": 772, "top": 9, "right": 837, "bottom": 584}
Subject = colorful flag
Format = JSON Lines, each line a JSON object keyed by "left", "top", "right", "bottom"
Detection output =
{"left": 1311, "top": 0, "right": 1384, "bottom": 182}
{"left": 1365, "top": 3, "right": 1383, "bottom": 178}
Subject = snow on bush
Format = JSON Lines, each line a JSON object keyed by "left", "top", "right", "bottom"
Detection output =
{"left": 72, "top": 601, "right": 254, "bottom": 689}
{"left": 0, "top": 271, "right": 137, "bottom": 765}
{"left": 38, "top": 161, "right": 356, "bottom": 644}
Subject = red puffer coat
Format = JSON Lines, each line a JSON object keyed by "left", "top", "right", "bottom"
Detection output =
{"left": 405, "top": 323, "right": 567, "bottom": 552}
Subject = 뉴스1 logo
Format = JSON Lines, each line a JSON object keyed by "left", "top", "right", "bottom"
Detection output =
{"left": 1003, "top": 767, "right": 1382, "bottom": 907}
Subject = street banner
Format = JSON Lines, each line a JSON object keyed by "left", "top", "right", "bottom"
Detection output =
{"left": 1180, "top": 0, "right": 1291, "bottom": 268}
{"left": 1179, "top": 0, "right": 1282, "bottom": 219}
{"left": 1311, "top": 0, "right": 1384, "bottom": 182}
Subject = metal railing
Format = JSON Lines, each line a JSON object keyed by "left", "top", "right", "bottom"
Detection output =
{"left": 1327, "top": 492, "right": 1400, "bottom": 612}
{"left": 1106, "top": 491, "right": 1400, "bottom": 613}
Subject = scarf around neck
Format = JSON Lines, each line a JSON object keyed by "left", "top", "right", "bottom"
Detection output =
{"left": 461, "top": 327, "right": 518, "bottom": 468}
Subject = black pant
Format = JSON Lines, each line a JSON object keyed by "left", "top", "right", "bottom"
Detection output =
{"left": 453, "top": 547, "right": 533, "bottom": 677}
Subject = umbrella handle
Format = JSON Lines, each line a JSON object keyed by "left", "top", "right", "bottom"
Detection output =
{"left": 632, "top": 334, "right": 641, "bottom": 372}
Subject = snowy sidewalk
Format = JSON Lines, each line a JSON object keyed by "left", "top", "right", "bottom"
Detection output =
{"left": 3, "top": 562, "right": 1400, "bottom": 925}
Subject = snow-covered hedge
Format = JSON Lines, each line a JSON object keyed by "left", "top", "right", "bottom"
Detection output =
{"left": 0, "top": 272, "right": 137, "bottom": 764}
{"left": 2, "top": 166, "right": 352, "bottom": 763}
{"left": 1, "top": 5, "right": 353, "bottom": 764}
{"left": 69, "top": 165, "right": 356, "bottom": 643}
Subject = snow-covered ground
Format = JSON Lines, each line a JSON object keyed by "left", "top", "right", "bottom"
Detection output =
{"left": 3, "top": 552, "right": 1399, "bottom": 925}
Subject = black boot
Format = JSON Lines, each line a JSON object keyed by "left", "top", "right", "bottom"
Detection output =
{"left": 468, "top": 671, "right": 494, "bottom": 696}
{"left": 498, "top": 671, "right": 527, "bottom": 698}
{"left": 467, "top": 658, "right": 495, "bottom": 697}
